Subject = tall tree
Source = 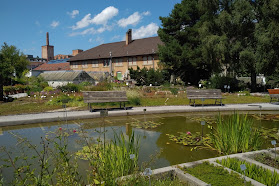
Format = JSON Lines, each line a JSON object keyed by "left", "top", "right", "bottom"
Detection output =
{"left": 0, "top": 43, "right": 29, "bottom": 101}
{"left": 255, "top": 0, "right": 279, "bottom": 85}
{"left": 158, "top": 0, "right": 218, "bottom": 85}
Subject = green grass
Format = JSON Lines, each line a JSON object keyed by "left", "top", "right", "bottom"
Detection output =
{"left": 117, "top": 173, "right": 186, "bottom": 186}
{"left": 0, "top": 92, "right": 270, "bottom": 116}
{"left": 0, "top": 98, "right": 61, "bottom": 115}
{"left": 217, "top": 157, "right": 279, "bottom": 185}
{"left": 182, "top": 161, "right": 252, "bottom": 186}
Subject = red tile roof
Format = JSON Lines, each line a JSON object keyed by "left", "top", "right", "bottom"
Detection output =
{"left": 69, "top": 36, "right": 163, "bottom": 62}
{"left": 33, "top": 62, "right": 71, "bottom": 71}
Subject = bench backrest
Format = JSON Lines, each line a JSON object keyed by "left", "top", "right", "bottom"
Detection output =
{"left": 186, "top": 89, "right": 222, "bottom": 99}
{"left": 82, "top": 91, "right": 128, "bottom": 103}
{"left": 268, "top": 89, "right": 279, "bottom": 94}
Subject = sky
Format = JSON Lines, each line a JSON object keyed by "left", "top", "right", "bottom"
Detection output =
{"left": 0, "top": 0, "right": 181, "bottom": 58}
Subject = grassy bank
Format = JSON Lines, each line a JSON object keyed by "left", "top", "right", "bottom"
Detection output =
{"left": 0, "top": 90, "right": 270, "bottom": 116}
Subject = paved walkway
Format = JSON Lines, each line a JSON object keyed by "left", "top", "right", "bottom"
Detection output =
{"left": 0, "top": 103, "right": 279, "bottom": 126}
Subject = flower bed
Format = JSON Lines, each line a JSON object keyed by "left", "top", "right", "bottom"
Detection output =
{"left": 217, "top": 157, "right": 279, "bottom": 185}
{"left": 251, "top": 152, "right": 279, "bottom": 169}
{"left": 181, "top": 161, "right": 252, "bottom": 186}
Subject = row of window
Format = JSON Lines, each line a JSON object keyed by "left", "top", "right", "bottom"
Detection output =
{"left": 72, "top": 56, "right": 154, "bottom": 69}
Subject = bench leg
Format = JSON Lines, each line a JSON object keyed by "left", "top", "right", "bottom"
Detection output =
{"left": 194, "top": 99, "right": 196, "bottom": 107}
{"left": 89, "top": 103, "right": 94, "bottom": 112}
{"left": 124, "top": 102, "right": 126, "bottom": 110}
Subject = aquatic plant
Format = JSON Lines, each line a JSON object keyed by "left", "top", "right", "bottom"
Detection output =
{"left": 129, "top": 120, "right": 163, "bottom": 129}
{"left": 167, "top": 132, "right": 211, "bottom": 147}
{"left": 210, "top": 112, "right": 263, "bottom": 154}
{"left": 217, "top": 157, "right": 279, "bottom": 185}
{"left": 82, "top": 131, "right": 140, "bottom": 185}
{"left": 0, "top": 128, "right": 140, "bottom": 185}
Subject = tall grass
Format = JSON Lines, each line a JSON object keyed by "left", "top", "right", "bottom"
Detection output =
{"left": 217, "top": 158, "right": 279, "bottom": 185}
{"left": 87, "top": 131, "right": 140, "bottom": 185}
{"left": 210, "top": 112, "right": 262, "bottom": 154}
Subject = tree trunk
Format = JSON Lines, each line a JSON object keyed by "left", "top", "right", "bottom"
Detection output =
{"left": 251, "top": 70, "right": 257, "bottom": 92}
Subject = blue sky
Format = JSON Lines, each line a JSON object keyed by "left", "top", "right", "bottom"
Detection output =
{"left": 0, "top": 0, "right": 181, "bottom": 58}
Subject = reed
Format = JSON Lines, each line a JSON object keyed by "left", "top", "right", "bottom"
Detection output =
{"left": 87, "top": 131, "right": 140, "bottom": 185}
{"left": 210, "top": 112, "right": 262, "bottom": 154}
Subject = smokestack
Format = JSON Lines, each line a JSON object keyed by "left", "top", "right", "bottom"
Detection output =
{"left": 126, "top": 29, "right": 132, "bottom": 45}
{"left": 46, "top": 32, "right": 49, "bottom": 46}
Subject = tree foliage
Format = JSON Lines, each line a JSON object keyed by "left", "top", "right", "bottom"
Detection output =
{"left": 129, "top": 67, "right": 169, "bottom": 86}
{"left": 158, "top": 0, "right": 279, "bottom": 91}
{"left": 0, "top": 42, "right": 29, "bottom": 100}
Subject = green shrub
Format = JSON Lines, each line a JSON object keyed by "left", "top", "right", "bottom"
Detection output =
{"left": 88, "top": 82, "right": 113, "bottom": 91}
{"left": 58, "top": 83, "right": 81, "bottom": 92}
{"left": 43, "top": 86, "right": 54, "bottom": 92}
{"left": 169, "top": 88, "right": 178, "bottom": 95}
{"left": 128, "top": 97, "right": 141, "bottom": 105}
{"left": 47, "top": 95, "right": 84, "bottom": 106}
{"left": 209, "top": 75, "right": 244, "bottom": 92}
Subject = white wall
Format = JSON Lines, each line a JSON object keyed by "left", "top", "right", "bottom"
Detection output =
{"left": 47, "top": 81, "right": 73, "bottom": 88}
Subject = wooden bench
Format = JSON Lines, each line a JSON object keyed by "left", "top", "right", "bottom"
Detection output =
{"left": 82, "top": 91, "right": 129, "bottom": 112}
{"left": 267, "top": 89, "right": 279, "bottom": 102}
{"left": 186, "top": 89, "right": 223, "bottom": 107}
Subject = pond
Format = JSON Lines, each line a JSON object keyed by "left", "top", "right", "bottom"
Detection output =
{"left": 0, "top": 111, "right": 278, "bottom": 182}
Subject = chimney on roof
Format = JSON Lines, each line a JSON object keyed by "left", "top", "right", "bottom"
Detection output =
{"left": 46, "top": 32, "right": 49, "bottom": 46}
{"left": 72, "top": 49, "right": 83, "bottom": 56}
{"left": 126, "top": 29, "right": 132, "bottom": 45}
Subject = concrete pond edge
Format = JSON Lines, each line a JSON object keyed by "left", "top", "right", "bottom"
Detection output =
{"left": 120, "top": 148, "right": 278, "bottom": 186}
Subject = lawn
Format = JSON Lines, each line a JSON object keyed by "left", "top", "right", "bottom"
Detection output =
{"left": 0, "top": 91, "right": 270, "bottom": 116}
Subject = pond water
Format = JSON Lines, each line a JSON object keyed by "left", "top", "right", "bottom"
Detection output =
{"left": 0, "top": 111, "right": 279, "bottom": 182}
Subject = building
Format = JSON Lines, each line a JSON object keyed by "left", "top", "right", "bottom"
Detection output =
{"left": 41, "top": 32, "right": 54, "bottom": 61}
{"left": 54, "top": 49, "right": 83, "bottom": 60}
{"left": 39, "top": 71, "right": 95, "bottom": 88}
{"left": 32, "top": 60, "right": 71, "bottom": 77}
{"left": 69, "top": 29, "right": 163, "bottom": 80}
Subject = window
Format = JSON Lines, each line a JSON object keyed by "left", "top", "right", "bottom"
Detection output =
{"left": 115, "top": 58, "right": 123, "bottom": 66}
{"left": 92, "top": 60, "right": 98, "bottom": 67}
{"left": 72, "top": 62, "right": 78, "bottom": 68}
{"left": 148, "top": 56, "right": 153, "bottom": 65}
{"left": 143, "top": 56, "right": 147, "bottom": 65}
{"left": 129, "top": 57, "right": 137, "bottom": 65}
{"left": 82, "top": 61, "right": 88, "bottom": 68}
{"left": 103, "top": 59, "right": 110, "bottom": 67}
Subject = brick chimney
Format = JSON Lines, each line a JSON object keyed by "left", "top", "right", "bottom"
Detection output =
{"left": 126, "top": 29, "right": 132, "bottom": 45}
{"left": 46, "top": 32, "right": 49, "bottom": 46}
{"left": 72, "top": 49, "right": 83, "bottom": 56}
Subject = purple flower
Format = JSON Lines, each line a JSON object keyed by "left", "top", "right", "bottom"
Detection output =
{"left": 187, "top": 131, "right": 191, "bottom": 135}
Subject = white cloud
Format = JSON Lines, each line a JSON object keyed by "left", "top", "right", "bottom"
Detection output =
{"left": 133, "top": 23, "right": 159, "bottom": 39}
{"left": 69, "top": 26, "right": 108, "bottom": 36}
{"left": 95, "top": 36, "right": 104, "bottom": 44}
{"left": 72, "top": 13, "right": 92, "bottom": 30}
{"left": 118, "top": 12, "right": 141, "bottom": 27}
{"left": 142, "top": 11, "right": 151, "bottom": 16}
{"left": 117, "top": 11, "right": 151, "bottom": 28}
{"left": 68, "top": 10, "right": 79, "bottom": 18}
{"left": 71, "top": 6, "right": 118, "bottom": 30}
{"left": 50, "top": 21, "right": 60, "bottom": 28}
{"left": 91, "top": 6, "right": 118, "bottom": 25}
